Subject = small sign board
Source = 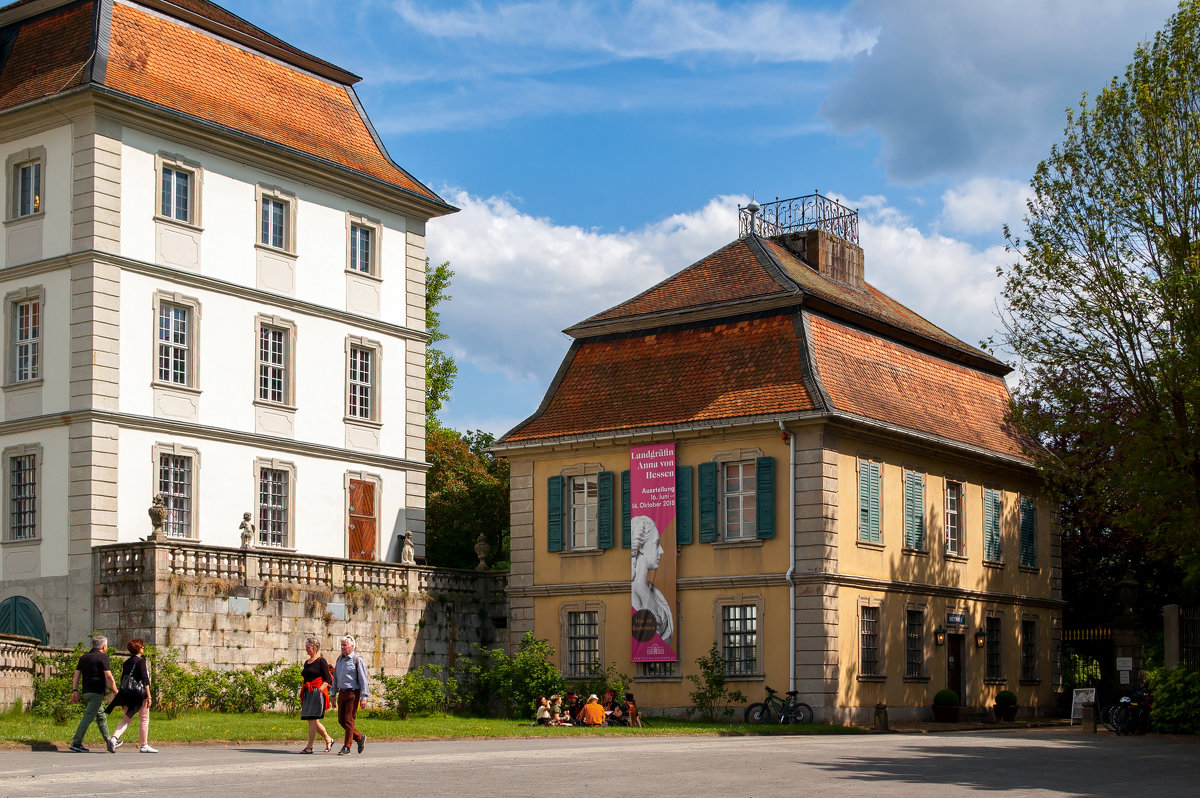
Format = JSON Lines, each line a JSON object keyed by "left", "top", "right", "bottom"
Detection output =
{"left": 946, "top": 612, "right": 966, "bottom": 627}
{"left": 1120, "top": 670, "right": 1131, "bottom": 685}
{"left": 1116, "top": 656, "right": 1133, "bottom": 670}
{"left": 1071, "top": 688, "right": 1096, "bottom": 720}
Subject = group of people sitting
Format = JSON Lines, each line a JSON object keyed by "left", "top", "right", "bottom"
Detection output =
{"left": 535, "top": 690, "right": 642, "bottom": 727}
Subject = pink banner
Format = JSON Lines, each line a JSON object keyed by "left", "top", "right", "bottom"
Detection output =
{"left": 630, "top": 443, "right": 677, "bottom": 663}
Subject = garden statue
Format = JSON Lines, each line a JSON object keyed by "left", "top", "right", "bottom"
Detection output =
{"left": 474, "top": 532, "right": 491, "bottom": 571}
{"left": 400, "top": 530, "right": 416, "bottom": 565}
{"left": 239, "top": 512, "right": 256, "bottom": 550}
{"left": 147, "top": 493, "right": 167, "bottom": 540}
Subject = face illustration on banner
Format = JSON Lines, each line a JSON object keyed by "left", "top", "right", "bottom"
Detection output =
{"left": 631, "top": 515, "right": 673, "bottom": 646}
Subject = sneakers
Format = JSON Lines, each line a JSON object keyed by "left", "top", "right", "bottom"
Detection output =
{"left": 105, "top": 737, "right": 116, "bottom": 753}
{"left": 139, "top": 745, "right": 158, "bottom": 753}
{"left": 113, "top": 739, "right": 124, "bottom": 749}
{"left": 68, "top": 742, "right": 89, "bottom": 753}
{"left": 357, "top": 735, "right": 366, "bottom": 754}
{"left": 338, "top": 746, "right": 351, "bottom": 756}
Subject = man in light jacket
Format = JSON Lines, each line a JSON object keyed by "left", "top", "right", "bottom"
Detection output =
{"left": 332, "top": 635, "right": 370, "bottom": 755}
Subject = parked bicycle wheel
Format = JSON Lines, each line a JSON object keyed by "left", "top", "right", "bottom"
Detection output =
{"left": 745, "top": 703, "right": 773, "bottom": 723}
{"left": 781, "top": 702, "right": 814, "bottom": 724}
{"left": 1100, "top": 704, "right": 1119, "bottom": 732}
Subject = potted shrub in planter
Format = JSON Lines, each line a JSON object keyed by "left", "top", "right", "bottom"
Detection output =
{"left": 932, "top": 689, "right": 960, "bottom": 722}
{"left": 994, "top": 689, "right": 1018, "bottom": 722}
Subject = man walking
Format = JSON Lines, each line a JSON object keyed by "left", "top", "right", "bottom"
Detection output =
{"left": 69, "top": 636, "right": 118, "bottom": 753}
{"left": 332, "top": 636, "right": 369, "bottom": 755}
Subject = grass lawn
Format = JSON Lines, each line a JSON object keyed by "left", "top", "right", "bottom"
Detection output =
{"left": 0, "top": 709, "right": 862, "bottom": 747}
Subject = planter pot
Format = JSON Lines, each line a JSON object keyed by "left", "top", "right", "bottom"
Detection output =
{"left": 932, "top": 705, "right": 960, "bottom": 722}
{"left": 994, "top": 704, "right": 1018, "bottom": 722}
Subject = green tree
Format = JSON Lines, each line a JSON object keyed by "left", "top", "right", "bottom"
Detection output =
{"left": 425, "top": 428, "right": 510, "bottom": 570}
{"left": 1000, "top": 0, "right": 1200, "bottom": 589}
{"left": 426, "top": 259, "right": 457, "bottom": 421}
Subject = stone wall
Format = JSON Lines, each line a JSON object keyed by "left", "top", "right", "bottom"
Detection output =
{"left": 0, "top": 634, "right": 37, "bottom": 711}
{"left": 93, "top": 542, "right": 508, "bottom": 675}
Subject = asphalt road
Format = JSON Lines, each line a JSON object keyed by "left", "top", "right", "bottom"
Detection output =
{"left": 1, "top": 728, "right": 1196, "bottom": 797}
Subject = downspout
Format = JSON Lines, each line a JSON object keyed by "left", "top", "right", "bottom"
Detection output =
{"left": 780, "top": 420, "right": 797, "bottom": 693}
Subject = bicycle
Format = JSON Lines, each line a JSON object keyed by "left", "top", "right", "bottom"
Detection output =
{"left": 744, "top": 686, "right": 814, "bottom": 725}
{"left": 1101, "top": 686, "right": 1152, "bottom": 736}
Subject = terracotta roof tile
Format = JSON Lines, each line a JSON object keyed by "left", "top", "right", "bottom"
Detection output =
{"left": 506, "top": 313, "right": 813, "bottom": 442}
{"left": 103, "top": 3, "right": 438, "bottom": 199}
{"left": 0, "top": 1, "right": 93, "bottom": 111}
{"left": 808, "top": 313, "right": 1030, "bottom": 460}
{"left": 153, "top": 0, "right": 331, "bottom": 71}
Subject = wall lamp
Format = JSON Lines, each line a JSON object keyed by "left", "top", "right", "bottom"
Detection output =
{"left": 974, "top": 628, "right": 987, "bottom": 649}
{"left": 934, "top": 626, "right": 947, "bottom": 646}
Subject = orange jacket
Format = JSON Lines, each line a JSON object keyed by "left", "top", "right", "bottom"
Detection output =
{"left": 579, "top": 701, "right": 606, "bottom": 726}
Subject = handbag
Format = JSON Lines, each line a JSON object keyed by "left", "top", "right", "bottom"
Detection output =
{"left": 120, "top": 659, "right": 146, "bottom": 694}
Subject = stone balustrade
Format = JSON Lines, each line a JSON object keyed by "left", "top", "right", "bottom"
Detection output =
{"left": 0, "top": 634, "right": 38, "bottom": 711}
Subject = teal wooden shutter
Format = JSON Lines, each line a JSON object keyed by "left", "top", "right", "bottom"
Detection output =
{"left": 597, "top": 471, "right": 614, "bottom": 549}
{"left": 755, "top": 456, "right": 775, "bottom": 539}
{"left": 1019, "top": 496, "right": 1037, "bottom": 567}
{"left": 698, "top": 461, "right": 718, "bottom": 543}
{"left": 547, "top": 475, "right": 563, "bottom": 552}
{"left": 984, "top": 488, "right": 1002, "bottom": 561}
{"left": 904, "top": 471, "right": 924, "bottom": 550}
{"left": 859, "top": 461, "right": 881, "bottom": 543}
{"left": 621, "top": 470, "right": 631, "bottom": 548}
{"left": 676, "top": 465, "right": 693, "bottom": 544}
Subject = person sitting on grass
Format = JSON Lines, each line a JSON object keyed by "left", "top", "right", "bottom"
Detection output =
{"left": 621, "top": 693, "right": 642, "bottom": 728}
{"left": 579, "top": 694, "right": 606, "bottom": 727}
{"left": 535, "top": 696, "right": 552, "bottom": 725}
{"left": 608, "top": 699, "right": 628, "bottom": 726}
{"left": 565, "top": 692, "right": 583, "bottom": 723}
{"left": 548, "top": 694, "right": 570, "bottom": 726}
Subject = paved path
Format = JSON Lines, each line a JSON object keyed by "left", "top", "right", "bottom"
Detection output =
{"left": 1, "top": 727, "right": 1196, "bottom": 797}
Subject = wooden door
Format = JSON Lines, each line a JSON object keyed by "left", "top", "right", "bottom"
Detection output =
{"left": 347, "top": 479, "right": 376, "bottom": 561}
{"left": 947, "top": 634, "right": 965, "bottom": 703}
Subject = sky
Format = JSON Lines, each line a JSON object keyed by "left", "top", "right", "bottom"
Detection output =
{"left": 223, "top": 0, "right": 1180, "bottom": 437}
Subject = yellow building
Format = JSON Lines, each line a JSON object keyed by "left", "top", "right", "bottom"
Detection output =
{"left": 493, "top": 195, "right": 1061, "bottom": 722}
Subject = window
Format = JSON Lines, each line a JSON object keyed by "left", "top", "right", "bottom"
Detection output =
{"left": 945, "top": 480, "right": 964, "bottom": 556}
{"left": 8, "top": 452, "right": 36, "bottom": 540}
{"left": 986, "top": 616, "right": 1002, "bottom": 680}
{"left": 159, "top": 453, "right": 193, "bottom": 538}
{"left": 723, "top": 461, "right": 756, "bottom": 540}
{"left": 860, "top": 605, "right": 881, "bottom": 676}
{"left": 568, "top": 474, "right": 598, "bottom": 549}
{"left": 349, "top": 224, "right": 372, "bottom": 274}
{"left": 258, "top": 466, "right": 290, "bottom": 548}
{"left": 903, "top": 469, "right": 925, "bottom": 550}
{"left": 722, "top": 603, "right": 758, "bottom": 676}
{"left": 259, "top": 324, "right": 289, "bottom": 404}
{"left": 157, "top": 303, "right": 190, "bottom": 385}
{"left": 858, "top": 459, "right": 881, "bottom": 543}
{"left": 905, "top": 608, "right": 925, "bottom": 678}
{"left": 12, "top": 298, "right": 39, "bottom": 383}
{"left": 14, "top": 160, "right": 40, "bottom": 217}
{"left": 566, "top": 610, "right": 599, "bottom": 678}
{"left": 161, "top": 166, "right": 191, "bottom": 222}
{"left": 639, "top": 661, "right": 676, "bottom": 678}
{"left": 256, "top": 186, "right": 296, "bottom": 253}
{"left": 1021, "top": 619, "right": 1038, "bottom": 681}
{"left": 262, "top": 197, "right": 285, "bottom": 248}
{"left": 1019, "top": 496, "right": 1037, "bottom": 567}
{"left": 347, "top": 345, "right": 374, "bottom": 419}
{"left": 984, "top": 486, "right": 1003, "bottom": 562}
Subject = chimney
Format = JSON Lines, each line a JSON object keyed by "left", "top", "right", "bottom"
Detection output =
{"left": 739, "top": 192, "right": 864, "bottom": 288}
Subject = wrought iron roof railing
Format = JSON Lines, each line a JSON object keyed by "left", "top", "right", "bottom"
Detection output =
{"left": 739, "top": 192, "right": 859, "bottom": 244}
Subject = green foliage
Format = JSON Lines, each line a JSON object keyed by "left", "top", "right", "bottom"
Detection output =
{"left": 272, "top": 662, "right": 304, "bottom": 716}
{"left": 379, "top": 664, "right": 458, "bottom": 718}
{"left": 426, "top": 259, "right": 457, "bottom": 420}
{"left": 685, "top": 642, "right": 747, "bottom": 721}
{"left": 933, "top": 689, "right": 959, "bottom": 708}
{"left": 994, "top": 689, "right": 1018, "bottom": 707}
{"left": 1149, "top": 665, "right": 1200, "bottom": 733}
{"left": 425, "top": 427, "right": 510, "bottom": 570}
{"left": 453, "top": 632, "right": 565, "bottom": 719}
{"left": 146, "top": 645, "right": 202, "bottom": 719}
{"left": 567, "top": 660, "right": 632, "bottom": 702}
{"left": 999, "top": 0, "right": 1200, "bottom": 590}
{"left": 31, "top": 646, "right": 87, "bottom": 723}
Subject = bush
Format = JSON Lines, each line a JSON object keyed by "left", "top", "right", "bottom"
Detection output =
{"left": 380, "top": 664, "right": 458, "bottom": 718}
{"left": 685, "top": 642, "right": 747, "bottom": 722}
{"left": 995, "top": 689, "right": 1018, "bottom": 707}
{"left": 453, "top": 632, "right": 565, "bottom": 719}
{"left": 32, "top": 646, "right": 87, "bottom": 723}
{"left": 567, "top": 661, "right": 632, "bottom": 704}
{"left": 1149, "top": 666, "right": 1200, "bottom": 734}
{"left": 146, "top": 646, "right": 202, "bottom": 719}
{"left": 933, "top": 689, "right": 959, "bottom": 707}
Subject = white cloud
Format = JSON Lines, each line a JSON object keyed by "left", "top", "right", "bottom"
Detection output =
{"left": 940, "top": 177, "right": 1030, "bottom": 237}
{"left": 392, "top": 0, "right": 876, "bottom": 63}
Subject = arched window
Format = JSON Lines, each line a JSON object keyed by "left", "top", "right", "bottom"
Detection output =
{"left": 0, "top": 595, "right": 47, "bottom": 644}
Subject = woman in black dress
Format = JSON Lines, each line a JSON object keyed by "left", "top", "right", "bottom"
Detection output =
{"left": 299, "top": 637, "right": 334, "bottom": 753}
{"left": 106, "top": 638, "right": 156, "bottom": 753}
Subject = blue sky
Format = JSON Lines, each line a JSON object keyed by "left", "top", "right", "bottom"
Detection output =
{"left": 223, "top": 0, "right": 1179, "bottom": 436}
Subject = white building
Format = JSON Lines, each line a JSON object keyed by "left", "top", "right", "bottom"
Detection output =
{"left": 0, "top": 0, "right": 453, "bottom": 645}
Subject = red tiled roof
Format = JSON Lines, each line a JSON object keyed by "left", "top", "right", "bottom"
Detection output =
{"left": 0, "top": 1, "right": 93, "bottom": 110}
{"left": 505, "top": 313, "right": 814, "bottom": 442}
{"left": 807, "top": 313, "right": 1030, "bottom": 460}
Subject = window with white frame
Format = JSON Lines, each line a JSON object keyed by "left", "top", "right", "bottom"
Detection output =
{"left": 258, "top": 322, "right": 291, "bottom": 404}
{"left": 860, "top": 605, "right": 881, "bottom": 677}
{"left": 159, "top": 453, "right": 193, "bottom": 538}
{"left": 12, "top": 297, "right": 39, "bottom": 383}
{"left": 8, "top": 451, "right": 36, "bottom": 540}
{"left": 258, "top": 465, "right": 290, "bottom": 548}
{"left": 1021, "top": 618, "right": 1038, "bottom": 681}
{"left": 986, "top": 615, "right": 1003, "bottom": 680}
{"left": 984, "top": 486, "right": 1003, "bottom": 562}
{"left": 945, "top": 480, "right": 964, "bottom": 556}
{"left": 160, "top": 165, "right": 193, "bottom": 223}
{"left": 157, "top": 302, "right": 191, "bottom": 386}
{"left": 722, "top": 461, "right": 757, "bottom": 540}
{"left": 347, "top": 344, "right": 374, "bottom": 419}
{"left": 905, "top": 608, "right": 925, "bottom": 678}
{"left": 349, "top": 224, "right": 372, "bottom": 274}
{"left": 566, "top": 610, "right": 599, "bottom": 678}
{"left": 568, "top": 474, "right": 598, "bottom": 549}
{"left": 13, "top": 159, "right": 41, "bottom": 217}
{"left": 722, "top": 603, "right": 758, "bottom": 676}
{"left": 261, "top": 196, "right": 286, "bottom": 249}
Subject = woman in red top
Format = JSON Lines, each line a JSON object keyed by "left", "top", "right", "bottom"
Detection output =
{"left": 299, "top": 638, "right": 334, "bottom": 753}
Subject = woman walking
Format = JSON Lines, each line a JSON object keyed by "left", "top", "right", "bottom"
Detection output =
{"left": 299, "top": 637, "right": 334, "bottom": 753}
{"left": 106, "top": 639, "right": 156, "bottom": 753}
